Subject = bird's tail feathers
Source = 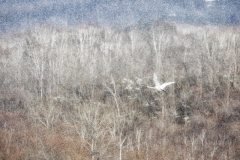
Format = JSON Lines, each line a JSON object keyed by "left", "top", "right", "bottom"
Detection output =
{"left": 147, "top": 86, "right": 155, "bottom": 89}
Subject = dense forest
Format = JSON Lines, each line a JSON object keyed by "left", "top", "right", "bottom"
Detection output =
{"left": 0, "top": 20, "right": 240, "bottom": 159}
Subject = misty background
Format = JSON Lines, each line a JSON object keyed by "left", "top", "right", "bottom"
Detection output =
{"left": 0, "top": 0, "right": 240, "bottom": 32}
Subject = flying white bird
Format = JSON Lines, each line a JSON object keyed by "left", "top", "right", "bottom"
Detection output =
{"left": 147, "top": 73, "right": 175, "bottom": 91}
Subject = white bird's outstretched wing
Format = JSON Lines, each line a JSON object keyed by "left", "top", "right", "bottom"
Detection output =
{"left": 160, "top": 82, "right": 175, "bottom": 90}
{"left": 148, "top": 73, "right": 175, "bottom": 91}
{"left": 153, "top": 73, "right": 161, "bottom": 87}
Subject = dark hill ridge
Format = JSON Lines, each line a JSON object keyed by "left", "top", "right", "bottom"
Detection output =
{"left": 0, "top": 0, "right": 239, "bottom": 32}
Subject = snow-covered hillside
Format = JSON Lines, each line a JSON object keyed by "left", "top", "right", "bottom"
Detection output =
{"left": 0, "top": 0, "right": 239, "bottom": 32}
